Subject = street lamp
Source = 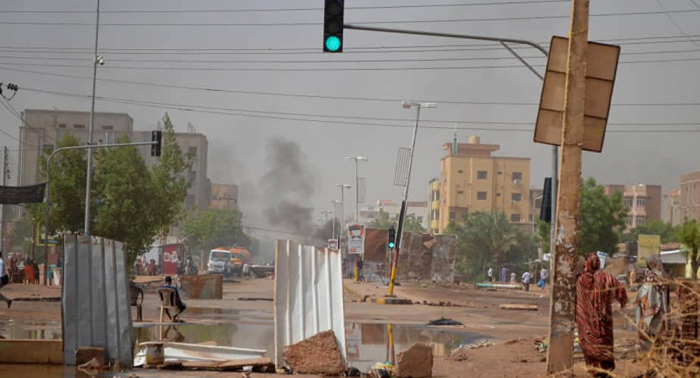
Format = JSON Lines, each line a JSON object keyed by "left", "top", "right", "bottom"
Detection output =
{"left": 330, "top": 200, "right": 341, "bottom": 239}
{"left": 344, "top": 156, "right": 368, "bottom": 222}
{"left": 335, "top": 183, "right": 352, "bottom": 226}
{"left": 388, "top": 100, "right": 437, "bottom": 296}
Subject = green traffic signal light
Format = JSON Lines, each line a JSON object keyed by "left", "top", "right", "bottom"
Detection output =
{"left": 388, "top": 241, "right": 395, "bottom": 249}
{"left": 325, "top": 36, "right": 341, "bottom": 52}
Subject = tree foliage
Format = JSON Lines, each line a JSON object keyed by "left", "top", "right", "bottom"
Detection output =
{"left": 445, "top": 211, "right": 535, "bottom": 280}
{"left": 26, "top": 113, "right": 191, "bottom": 268}
{"left": 181, "top": 208, "right": 252, "bottom": 255}
{"left": 678, "top": 219, "right": 700, "bottom": 280}
{"left": 368, "top": 210, "right": 426, "bottom": 233}
{"left": 579, "top": 178, "right": 628, "bottom": 254}
{"left": 620, "top": 219, "right": 679, "bottom": 244}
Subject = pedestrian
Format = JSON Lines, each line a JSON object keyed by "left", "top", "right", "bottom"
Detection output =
{"left": 538, "top": 267, "right": 548, "bottom": 290}
{"left": 576, "top": 253, "right": 628, "bottom": 377}
{"left": 356, "top": 258, "right": 364, "bottom": 282}
{"left": 242, "top": 262, "right": 250, "bottom": 281}
{"left": 0, "top": 252, "right": 13, "bottom": 309}
{"left": 487, "top": 267, "right": 494, "bottom": 283}
{"left": 635, "top": 257, "right": 669, "bottom": 352}
{"left": 162, "top": 276, "right": 186, "bottom": 322}
{"left": 521, "top": 271, "right": 531, "bottom": 292}
{"left": 510, "top": 272, "right": 516, "bottom": 284}
{"left": 500, "top": 267, "right": 508, "bottom": 283}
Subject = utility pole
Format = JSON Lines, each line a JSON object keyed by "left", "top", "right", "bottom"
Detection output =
{"left": 546, "top": 0, "right": 589, "bottom": 374}
{"left": 345, "top": 157, "right": 367, "bottom": 222}
{"left": 0, "top": 146, "right": 7, "bottom": 252}
{"left": 83, "top": 0, "right": 101, "bottom": 236}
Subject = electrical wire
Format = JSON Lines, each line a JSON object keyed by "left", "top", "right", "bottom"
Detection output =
{"left": 17, "top": 86, "right": 700, "bottom": 133}
{"left": 0, "top": 94, "right": 55, "bottom": 144}
{"left": 2, "top": 9, "right": 700, "bottom": 27}
{"left": 3, "top": 65, "right": 700, "bottom": 108}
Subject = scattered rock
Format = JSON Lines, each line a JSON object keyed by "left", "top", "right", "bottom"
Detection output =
{"left": 540, "top": 357, "right": 547, "bottom": 362}
{"left": 77, "top": 357, "right": 104, "bottom": 376}
{"left": 520, "top": 359, "right": 528, "bottom": 363}
{"left": 427, "top": 317, "right": 463, "bottom": 326}
{"left": 505, "top": 338, "right": 524, "bottom": 345}
{"left": 396, "top": 343, "right": 433, "bottom": 378}
{"left": 283, "top": 330, "right": 344, "bottom": 375}
{"left": 448, "top": 348, "right": 469, "bottom": 362}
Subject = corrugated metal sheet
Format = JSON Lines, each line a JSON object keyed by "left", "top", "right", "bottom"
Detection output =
{"left": 63, "top": 236, "right": 134, "bottom": 366}
{"left": 273, "top": 240, "right": 347, "bottom": 369}
{"left": 134, "top": 342, "right": 266, "bottom": 365}
{"left": 661, "top": 250, "right": 687, "bottom": 265}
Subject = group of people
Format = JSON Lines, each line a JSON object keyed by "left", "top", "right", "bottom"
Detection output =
{"left": 487, "top": 266, "right": 548, "bottom": 292}
{"left": 575, "top": 252, "right": 668, "bottom": 377}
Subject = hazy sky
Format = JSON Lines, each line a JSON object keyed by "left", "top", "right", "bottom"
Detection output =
{"left": 0, "top": 0, "right": 699, "bottom": 229}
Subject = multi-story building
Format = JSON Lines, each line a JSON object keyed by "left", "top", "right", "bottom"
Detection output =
{"left": 359, "top": 200, "right": 429, "bottom": 229}
{"left": 681, "top": 172, "right": 700, "bottom": 223}
{"left": 210, "top": 183, "right": 239, "bottom": 210}
{"left": 663, "top": 189, "right": 681, "bottom": 226}
{"left": 604, "top": 184, "right": 662, "bottom": 229}
{"left": 19, "top": 109, "right": 133, "bottom": 186}
{"left": 428, "top": 178, "right": 441, "bottom": 233}
{"left": 435, "top": 135, "right": 531, "bottom": 233}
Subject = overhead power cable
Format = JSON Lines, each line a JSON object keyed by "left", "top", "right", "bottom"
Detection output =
{"left": 3, "top": 66, "right": 700, "bottom": 108}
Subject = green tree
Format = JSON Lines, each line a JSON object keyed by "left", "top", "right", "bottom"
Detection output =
{"left": 445, "top": 211, "right": 530, "bottom": 280}
{"left": 368, "top": 210, "right": 426, "bottom": 233}
{"left": 678, "top": 219, "right": 700, "bottom": 280}
{"left": 536, "top": 218, "right": 551, "bottom": 255}
{"left": 182, "top": 209, "right": 251, "bottom": 255}
{"left": 620, "top": 219, "right": 679, "bottom": 244}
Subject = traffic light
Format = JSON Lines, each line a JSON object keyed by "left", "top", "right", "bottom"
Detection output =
{"left": 151, "top": 130, "right": 162, "bottom": 157}
{"left": 323, "top": 0, "right": 344, "bottom": 52}
{"left": 388, "top": 226, "right": 396, "bottom": 249}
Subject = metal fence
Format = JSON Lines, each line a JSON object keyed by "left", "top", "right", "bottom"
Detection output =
{"left": 63, "top": 235, "right": 134, "bottom": 366}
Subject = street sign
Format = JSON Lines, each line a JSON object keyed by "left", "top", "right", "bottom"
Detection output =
{"left": 394, "top": 147, "right": 411, "bottom": 187}
{"left": 347, "top": 223, "right": 365, "bottom": 255}
{"left": 534, "top": 36, "right": 620, "bottom": 153}
{"left": 637, "top": 234, "right": 661, "bottom": 267}
{"left": 328, "top": 238, "right": 338, "bottom": 250}
{"left": 596, "top": 251, "right": 608, "bottom": 269}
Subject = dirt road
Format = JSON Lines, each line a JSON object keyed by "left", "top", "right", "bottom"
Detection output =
{"left": 0, "top": 278, "right": 645, "bottom": 377}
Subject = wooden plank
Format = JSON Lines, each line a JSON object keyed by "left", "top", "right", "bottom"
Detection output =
{"left": 0, "top": 339, "right": 63, "bottom": 364}
{"left": 499, "top": 304, "right": 538, "bottom": 311}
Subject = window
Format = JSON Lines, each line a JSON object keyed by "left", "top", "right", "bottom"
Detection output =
{"left": 497, "top": 171, "right": 503, "bottom": 175}
{"left": 636, "top": 217, "right": 646, "bottom": 226}
{"left": 435, "top": 210, "right": 439, "bottom": 220}
{"left": 511, "top": 214, "right": 521, "bottom": 222}
{"left": 637, "top": 198, "right": 646, "bottom": 207}
{"left": 188, "top": 146, "right": 198, "bottom": 156}
{"left": 74, "top": 124, "right": 85, "bottom": 129}
{"left": 624, "top": 198, "right": 633, "bottom": 208}
{"left": 626, "top": 217, "right": 632, "bottom": 226}
{"left": 58, "top": 123, "right": 66, "bottom": 128}
{"left": 477, "top": 170, "right": 487, "bottom": 180}
{"left": 417, "top": 216, "right": 423, "bottom": 224}
{"left": 457, "top": 190, "right": 464, "bottom": 195}
{"left": 497, "top": 193, "right": 501, "bottom": 197}
{"left": 449, "top": 211, "right": 456, "bottom": 220}
{"left": 477, "top": 191, "right": 487, "bottom": 200}
{"left": 511, "top": 193, "right": 522, "bottom": 202}
{"left": 458, "top": 170, "right": 463, "bottom": 174}
{"left": 102, "top": 125, "right": 114, "bottom": 130}
{"left": 529, "top": 214, "right": 534, "bottom": 222}
{"left": 512, "top": 172, "right": 523, "bottom": 183}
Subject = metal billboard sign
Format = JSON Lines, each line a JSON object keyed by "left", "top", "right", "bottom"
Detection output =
{"left": 347, "top": 223, "right": 365, "bottom": 255}
{"left": 534, "top": 36, "right": 620, "bottom": 153}
{"left": 637, "top": 234, "right": 661, "bottom": 267}
{"left": 0, "top": 183, "right": 46, "bottom": 204}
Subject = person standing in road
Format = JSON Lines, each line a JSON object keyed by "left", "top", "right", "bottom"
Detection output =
{"left": 0, "top": 252, "right": 13, "bottom": 309}
{"left": 487, "top": 267, "right": 494, "bottom": 283}
{"left": 521, "top": 271, "right": 531, "bottom": 292}
{"left": 576, "top": 253, "right": 628, "bottom": 377}
{"left": 500, "top": 266, "right": 508, "bottom": 283}
{"left": 242, "top": 262, "right": 250, "bottom": 280}
{"left": 510, "top": 272, "right": 517, "bottom": 284}
{"left": 539, "top": 267, "right": 548, "bottom": 290}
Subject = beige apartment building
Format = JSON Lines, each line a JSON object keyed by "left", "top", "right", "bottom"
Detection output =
{"left": 210, "top": 183, "right": 239, "bottom": 210}
{"left": 663, "top": 188, "right": 681, "bottom": 226}
{"left": 604, "top": 184, "right": 662, "bottom": 229}
{"left": 435, "top": 135, "right": 531, "bottom": 233}
{"left": 681, "top": 171, "right": 700, "bottom": 223}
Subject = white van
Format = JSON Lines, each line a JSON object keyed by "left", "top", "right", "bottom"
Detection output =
{"left": 207, "top": 249, "right": 231, "bottom": 275}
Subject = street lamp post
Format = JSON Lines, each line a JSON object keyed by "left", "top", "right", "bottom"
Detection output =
{"left": 388, "top": 101, "right": 437, "bottom": 296}
{"left": 84, "top": 0, "right": 102, "bottom": 236}
{"left": 335, "top": 183, "right": 351, "bottom": 233}
{"left": 330, "top": 200, "right": 341, "bottom": 240}
{"left": 344, "top": 157, "right": 368, "bottom": 223}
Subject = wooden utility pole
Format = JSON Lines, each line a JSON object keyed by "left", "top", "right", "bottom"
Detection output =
{"left": 546, "top": 0, "right": 590, "bottom": 375}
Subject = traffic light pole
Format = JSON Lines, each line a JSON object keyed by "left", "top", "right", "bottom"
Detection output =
{"left": 43, "top": 140, "right": 156, "bottom": 285}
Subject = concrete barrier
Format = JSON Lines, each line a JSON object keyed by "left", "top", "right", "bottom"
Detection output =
{"left": 0, "top": 340, "right": 63, "bottom": 364}
{"left": 179, "top": 275, "right": 223, "bottom": 300}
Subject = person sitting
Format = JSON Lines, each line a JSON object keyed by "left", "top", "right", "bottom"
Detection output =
{"left": 162, "top": 276, "right": 186, "bottom": 322}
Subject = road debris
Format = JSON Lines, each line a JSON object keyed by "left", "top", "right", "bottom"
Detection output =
{"left": 77, "top": 357, "right": 104, "bottom": 376}
{"left": 283, "top": 330, "right": 345, "bottom": 375}
{"left": 427, "top": 317, "right": 463, "bottom": 326}
{"left": 396, "top": 343, "right": 433, "bottom": 378}
{"left": 133, "top": 342, "right": 266, "bottom": 367}
{"left": 499, "top": 304, "right": 538, "bottom": 311}
{"left": 158, "top": 357, "right": 274, "bottom": 372}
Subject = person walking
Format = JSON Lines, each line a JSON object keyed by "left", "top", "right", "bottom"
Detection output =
{"left": 242, "top": 262, "right": 251, "bottom": 281}
{"left": 635, "top": 257, "right": 669, "bottom": 353}
{"left": 538, "top": 267, "right": 548, "bottom": 290}
{"left": 521, "top": 271, "right": 531, "bottom": 292}
{"left": 0, "top": 252, "right": 13, "bottom": 309}
{"left": 576, "top": 253, "right": 628, "bottom": 377}
{"left": 487, "top": 267, "right": 494, "bottom": 283}
{"left": 500, "top": 267, "right": 508, "bottom": 283}
{"left": 510, "top": 272, "right": 517, "bottom": 284}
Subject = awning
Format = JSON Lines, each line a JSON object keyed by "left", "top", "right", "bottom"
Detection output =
{"left": 660, "top": 250, "right": 686, "bottom": 265}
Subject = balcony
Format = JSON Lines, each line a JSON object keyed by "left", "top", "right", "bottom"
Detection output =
{"left": 431, "top": 201, "right": 440, "bottom": 210}
{"left": 430, "top": 219, "right": 439, "bottom": 230}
